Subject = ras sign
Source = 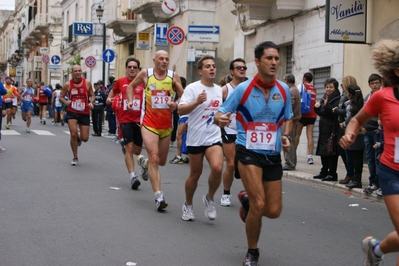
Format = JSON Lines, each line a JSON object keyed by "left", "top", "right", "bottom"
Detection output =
{"left": 73, "top": 22, "right": 94, "bottom": 36}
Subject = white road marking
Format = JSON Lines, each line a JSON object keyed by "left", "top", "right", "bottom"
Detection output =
{"left": 1, "top": 130, "right": 21, "bottom": 135}
{"left": 31, "top": 130, "right": 56, "bottom": 136}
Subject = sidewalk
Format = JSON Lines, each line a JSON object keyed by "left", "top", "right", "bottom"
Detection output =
{"left": 283, "top": 155, "right": 383, "bottom": 201}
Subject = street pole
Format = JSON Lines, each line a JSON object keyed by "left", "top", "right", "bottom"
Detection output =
{"left": 102, "top": 23, "right": 106, "bottom": 83}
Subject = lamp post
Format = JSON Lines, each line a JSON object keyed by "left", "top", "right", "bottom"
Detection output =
{"left": 96, "top": 4, "right": 106, "bottom": 83}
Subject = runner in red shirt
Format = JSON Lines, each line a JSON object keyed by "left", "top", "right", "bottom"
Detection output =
{"left": 107, "top": 58, "right": 145, "bottom": 190}
{"left": 36, "top": 81, "right": 48, "bottom": 125}
{"left": 60, "top": 65, "right": 95, "bottom": 166}
{"left": 2, "top": 76, "right": 18, "bottom": 129}
{"left": 340, "top": 39, "right": 399, "bottom": 266}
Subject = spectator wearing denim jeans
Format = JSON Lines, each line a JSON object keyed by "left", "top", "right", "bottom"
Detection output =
{"left": 361, "top": 73, "right": 382, "bottom": 193}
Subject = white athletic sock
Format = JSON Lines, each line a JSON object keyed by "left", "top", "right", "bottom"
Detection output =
{"left": 130, "top": 172, "right": 136, "bottom": 179}
{"left": 373, "top": 242, "right": 384, "bottom": 258}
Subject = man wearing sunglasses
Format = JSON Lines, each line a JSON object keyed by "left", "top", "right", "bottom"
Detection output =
{"left": 107, "top": 58, "right": 145, "bottom": 191}
{"left": 220, "top": 58, "right": 247, "bottom": 207}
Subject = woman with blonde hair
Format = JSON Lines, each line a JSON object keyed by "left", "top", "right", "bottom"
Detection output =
{"left": 333, "top": 75, "right": 358, "bottom": 184}
{"left": 340, "top": 39, "right": 399, "bottom": 265}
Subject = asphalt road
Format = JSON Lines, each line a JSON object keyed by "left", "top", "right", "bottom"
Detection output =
{"left": 0, "top": 116, "right": 396, "bottom": 266}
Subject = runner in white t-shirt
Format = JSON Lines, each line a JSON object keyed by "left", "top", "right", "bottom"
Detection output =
{"left": 178, "top": 55, "right": 224, "bottom": 221}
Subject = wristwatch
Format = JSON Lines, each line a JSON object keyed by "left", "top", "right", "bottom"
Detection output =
{"left": 282, "top": 134, "right": 291, "bottom": 142}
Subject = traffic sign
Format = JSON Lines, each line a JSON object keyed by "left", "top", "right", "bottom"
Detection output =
{"left": 166, "top": 26, "right": 185, "bottom": 45}
{"left": 51, "top": 55, "right": 61, "bottom": 65}
{"left": 102, "top": 49, "right": 115, "bottom": 63}
{"left": 161, "top": 0, "right": 176, "bottom": 15}
{"left": 155, "top": 23, "right": 168, "bottom": 46}
{"left": 42, "top": 55, "right": 50, "bottom": 64}
{"left": 187, "top": 25, "right": 220, "bottom": 43}
{"left": 85, "top": 56, "right": 96, "bottom": 68}
{"left": 48, "top": 65, "right": 61, "bottom": 70}
{"left": 40, "top": 47, "right": 49, "bottom": 54}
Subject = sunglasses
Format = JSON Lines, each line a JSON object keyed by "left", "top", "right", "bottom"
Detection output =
{"left": 233, "top": 66, "right": 247, "bottom": 70}
{"left": 127, "top": 66, "right": 138, "bottom": 69}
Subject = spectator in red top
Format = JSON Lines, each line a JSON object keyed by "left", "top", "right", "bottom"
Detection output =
{"left": 295, "top": 72, "right": 317, "bottom": 164}
{"left": 107, "top": 58, "right": 145, "bottom": 190}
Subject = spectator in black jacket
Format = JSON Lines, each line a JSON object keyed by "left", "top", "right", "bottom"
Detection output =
{"left": 361, "top": 73, "right": 382, "bottom": 193}
{"left": 313, "top": 78, "right": 341, "bottom": 182}
{"left": 104, "top": 77, "right": 116, "bottom": 136}
{"left": 91, "top": 82, "right": 106, "bottom": 136}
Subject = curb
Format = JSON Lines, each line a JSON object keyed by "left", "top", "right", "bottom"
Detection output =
{"left": 282, "top": 170, "right": 384, "bottom": 202}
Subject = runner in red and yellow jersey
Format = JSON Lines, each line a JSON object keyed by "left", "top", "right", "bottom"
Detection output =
{"left": 127, "top": 50, "right": 184, "bottom": 211}
{"left": 107, "top": 58, "right": 145, "bottom": 190}
{"left": 36, "top": 81, "right": 48, "bottom": 125}
{"left": 60, "top": 65, "right": 95, "bottom": 166}
{"left": 2, "top": 76, "right": 18, "bottom": 129}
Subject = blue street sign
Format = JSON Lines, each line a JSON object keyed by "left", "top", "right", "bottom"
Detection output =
{"left": 188, "top": 25, "right": 220, "bottom": 34}
{"left": 102, "top": 49, "right": 115, "bottom": 63}
{"left": 51, "top": 55, "right": 61, "bottom": 65}
{"left": 48, "top": 65, "right": 61, "bottom": 70}
{"left": 155, "top": 23, "right": 168, "bottom": 46}
{"left": 73, "top": 22, "right": 94, "bottom": 36}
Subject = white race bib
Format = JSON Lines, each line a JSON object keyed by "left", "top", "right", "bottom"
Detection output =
{"left": 24, "top": 95, "right": 32, "bottom": 101}
{"left": 124, "top": 95, "right": 140, "bottom": 111}
{"left": 246, "top": 122, "right": 277, "bottom": 150}
{"left": 151, "top": 90, "right": 170, "bottom": 109}
{"left": 71, "top": 100, "right": 85, "bottom": 111}
{"left": 395, "top": 137, "right": 399, "bottom": 163}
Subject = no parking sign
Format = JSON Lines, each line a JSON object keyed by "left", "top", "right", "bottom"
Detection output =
{"left": 85, "top": 56, "right": 96, "bottom": 68}
{"left": 166, "top": 26, "right": 185, "bottom": 45}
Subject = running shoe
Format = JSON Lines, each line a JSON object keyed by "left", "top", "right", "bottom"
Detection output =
{"left": 71, "top": 157, "right": 79, "bottom": 166}
{"left": 0, "top": 147, "right": 6, "bottom": 153}
{"left": 238, "top": 190, "right": 250, "bottom": 223}
{"left": 43, "top": 120, "right": 46, "bottom": 125}
{"left": 77, "top": 137, "right": 82, "bottom": 147}
{"left": 374, "top": 188, "right": 383, "bottom": 197}
{"left": 169, "top": 155, "right": 183, "bottom": 164}
{"left": 243, "top": 250, "right": 260, "bottom": 266}
{"left": 202, "top": 194, "right": 216, "bottom": 220}
{"left": 182, "top": 202, "right": 195, "bottom": 221}
{"left": 307, "top": 156, "right": 314, "bottom": 164}
{"left": 183, "top": 157, "right": 190, "bottom": 164}
{"left": 363, "top": 186, "right": 378, "bottom": 194}
{"left": 61, "top": 120, "right": 64, "bottom": 126}
{"left": 130, "top": 177, "right": 141, "bottom": 190}
{"left": 220, "top": 194, "right": 232, "bottom": 207}
{"left": 5, "top": 124, "right": 9, "bottom": 129}
{"left": 26, "top": 128, "right": 31, "bottom": 133}
{"left": 155, "top": 192, "right": 168, "bottom": 212}
{"left": 136, "top": 155, "right": 148, "bottom": 181}
{"left": 362, "top": 236, "right": 383, "bottom": 266}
